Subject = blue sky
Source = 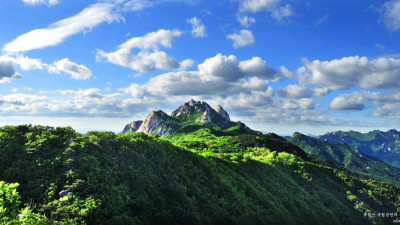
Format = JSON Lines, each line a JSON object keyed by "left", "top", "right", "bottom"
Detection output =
{"left": 1, "top": 0, "right": 400, "bottom": 135}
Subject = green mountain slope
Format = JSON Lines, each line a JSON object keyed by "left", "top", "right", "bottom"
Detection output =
{"left": 288, "top": 132, "right": 400, "bottom": 187}
{"left": 317, "top": 130, "right": 400, "bottom": 168}
{"left": 1, "top": 125, "right": 400, "bottom": 224}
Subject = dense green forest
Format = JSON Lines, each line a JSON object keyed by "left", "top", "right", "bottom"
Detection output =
{"left": 1, "top": 125, "right": 400, "bottom": 224}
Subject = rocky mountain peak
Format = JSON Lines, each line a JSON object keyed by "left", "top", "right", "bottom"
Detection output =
{"left": 215, "top": 105, "right": 230, "bottom": 121}
{"left": 188, "top": 99, "right": 196, "bottom": 106}
{"left": 170, "top": 100, "right": 214, "bottom": 118}
{"left": 122, "top": 120, "right": 143, "bottom": 133}
{"left": 292, "top": 132, "right": 308, "bottom": 138}
{"left": 136, "top": 110, "right": 170, "bottom": 134}
{"left": 123, "top": 100, "right": 238, "bottom": 135}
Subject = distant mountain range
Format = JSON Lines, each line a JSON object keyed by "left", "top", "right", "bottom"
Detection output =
{"left": 316, "top": 130, "right": 400, "bottom": 168}
{"left": 288, "top": 132, "right": 400, "bottom": 187}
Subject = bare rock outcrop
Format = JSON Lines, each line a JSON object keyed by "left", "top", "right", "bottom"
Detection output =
{"left": 122, "top": 120, "right": 143, "bottom": 133}
{"left": 215, "top": 105, "right": 230, "bottom": 121}
{"left": 122, "top": 100, "right": 237, "bottom": 135}
{"left": 136, "top": 110, "right": 170, "bottom": 134}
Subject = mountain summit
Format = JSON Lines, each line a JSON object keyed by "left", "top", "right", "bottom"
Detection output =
{"left": 122, "top": 99, "right": 251, "bottom": 136}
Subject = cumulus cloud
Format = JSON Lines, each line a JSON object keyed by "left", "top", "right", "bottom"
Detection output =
{"left": 226, "top": 30, "right": 255, "bottom": 48}
{"left": 96, "top": 29, "right": 185, "bottom": 73}
{"left": 270, "top": 4, "right": 294, "bottom": 23}
{"left": 297, "top": 98, "right": 314, "bottom": 110}
{"left": 329, "top": 93, "right": 365, "bottom": 111}
{"left": 22, "top": 0, "right": 60, "bottom": 6}
{"left": 238, "top": 57, "right": 277, "bottom": 80}
{"left": 179, "top": 59, "right": 195, "bottom": 71}
{"left": 0, "top": 56, "right": 22, "bottom": 83}
{"left": 118, "top": 29, "right": 181, "bottom": 50}
{"left": 380, "top": 0, "right": 400, "bottom": 32}
{"left": 239, "top": 0, "right": 280, "bottom": 13}
{"left": 277, "top": 85, "right": 330, "bottom": 99}
{"left": 3, "top": 3, "right": 119, "bottom": 52}
{"left": 187, "top": 17, "right": 207, "bottom": 38}
{"left": 0, "top": 55, "right": 92, "bottom": 81}
{"left": 329, "top": 90, "right": 400, "bottom": 120}
{"left": 0, "top": 57, "right": 19, "bottom": 79}
{"left": 237, "top": 16, "right": 256, "bottom": 27}
{"left": 238, "top": 0, "right": 294, "bottom": 22}
{"left": 122, "top": 53, "right": 278, "bottom": 97}
{"left": 277, "top": 85, "right": 313, "bottom": 99}
{"left": 15, "top": 55, "right": 45, "bottom": 71}
{"left": 298, "top": 56, "right": 400, "bottom": 90}
{"left": 280, "top": 66, "right": 293, "bottom": 78}
{"left": 48, "top": 58, "right": 92, "bottom": 80}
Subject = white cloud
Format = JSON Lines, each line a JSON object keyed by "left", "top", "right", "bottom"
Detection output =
{"left": 239, "top": 0, "right": 280, "bottom": 13}
{"left": 237, "top": 16, "right": 256, "bottom": 27}
{"left": 48, "top": 58, "right": 92, "bottom": 80}
{"left": 0, "top": 56, "right": 18, "bottom": 79}
{"left": 270, "top": 4, "right": 293, "bottom": 23}
{"left": 0, "top": 55, "right": 92, "bottom": 81}
{"left": 277, "top": 85, "right": 330, "bottom": 99}
{"left": 238, "top": 0, "right": 294, "bottom": 22}
{"left": 238, "top": 57, "right": 277, "bottom": 80}
{"left": 187, "top": 17, "right": 207, "bottom": 38}
{"left": 22, "top": 0, "right": 60, "bottom": 6}
{"left": 279, "top": 98, "right": 314, "bottom": 110}
{"left": 96, "top": 29, "right": 185, "bottom": 73}
{"left": 329, "top": 93, "right": 365, "bottom": 111}
{"left": 15, "top": 55, "right": 45, "bottom": 70}
{"left": 3, "top": 3, "right": 119, "bottom": 52}
{"left": 221, "top": 89, "right": 275, "bottom": 108}
{"left": 280, "top": 66, "right": 293, "bottom": 78}
{"left": 122, "top": 0, "right": 154, "bottom": 11}
{"left": 315, "top": 13, "right": 331, "bottom": 27}
{"left": 298, "top": 56, "right": 400, "bottom": 90}
{"left": 226, "top": 29, "right": 255, "bottom": 48}
{"left": 314, "top": 87, "right": 330, "bottom": 96}
{"left": 119, "top": 29, "right": 182, "bottom": 50}
{"left": 328, "top": 90, "right": 400, "bottom": 120}
{"left": 122, "top": 53, "right": 278, "bottom": 98}
{"left": 198, "top": 54, "right": 242, "bottom": 81}
{"left": 277, "top": 85, "right": 313, "bottom": 99}
{"left": 297, "top": 98, "right": 314, "bottom": 110}
{"left": 0, "top": 56, "right": 22, "bottom": 83}
{"left": 381, "top": 0, "right": 400, "bottom": 32}
{"left": 179, "top": 59, "right": 195, "bottom": 71}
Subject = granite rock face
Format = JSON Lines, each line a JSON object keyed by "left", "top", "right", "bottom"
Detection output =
{"left": 136, "top": 110, "right": 170, "bottom": 134}
{"left": 122, "top": 100, "right": 236, "bottom": 135}
{"left": 122, "top": 121, "right": 143, "bottom": 133}
{"left": 215, "top": 105, "right": 230, "bottom": 121}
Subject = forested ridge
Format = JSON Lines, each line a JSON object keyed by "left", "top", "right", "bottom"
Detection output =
{"left": 288, "top": 132, "right": 400, "bottom": 187}
{"left": 1, "top": 124, "right": 400, "bottom": 224}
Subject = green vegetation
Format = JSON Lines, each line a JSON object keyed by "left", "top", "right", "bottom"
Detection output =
{"left": 289, "top": 132, "right": 400, "bottom": 187}
{"left": 0, "top": 181, "right": 43, "bottom": 224}
{"left": 318, "top": 129, "right": 400, "bottom": 168}
{"left": 1, "top": 125, "right": 400, "bottom": 224}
